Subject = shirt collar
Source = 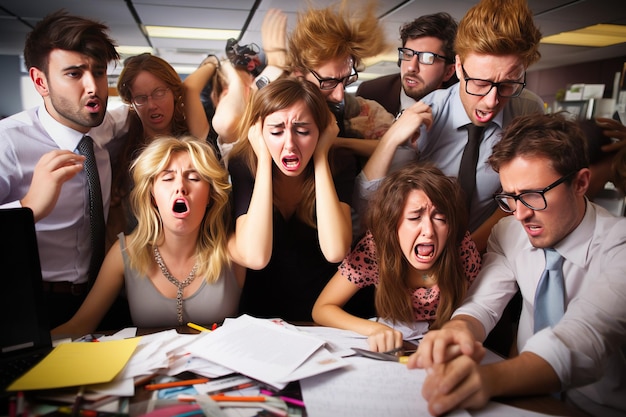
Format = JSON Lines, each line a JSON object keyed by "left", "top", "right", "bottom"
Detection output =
{"left": 399, "top": 89, "right": 416, "bottom": 115}
{"left": 552, "top": 198, "right": 594, "bottom": 270}
{"left": 37, "top": 104, "right": 85, "bottom": 152}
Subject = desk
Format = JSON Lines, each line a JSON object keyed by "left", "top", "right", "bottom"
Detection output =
{"left": 32, "top": 325, "right": 589, "bottom": 417}
{"left": 136, "top": 326, "right": 588, "bottom": 417}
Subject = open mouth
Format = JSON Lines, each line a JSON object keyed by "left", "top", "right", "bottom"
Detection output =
{"left": 414, "top": 244, "right": 435, "bottom": 260}
{"left": 86, "top": 100, "right": 100, "bottom": 111}
{"left": 173, "top": 199, "right": 188, "bottom": 213}
{"left": 475, "top": 109, "right": 493, "bottom": 123}
{"left": 282, "top": 156, "right": 300, "bottom": 170}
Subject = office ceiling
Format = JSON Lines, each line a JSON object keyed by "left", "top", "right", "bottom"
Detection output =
{"left": 0, "top": 0, "right": 625, "bottom": 79}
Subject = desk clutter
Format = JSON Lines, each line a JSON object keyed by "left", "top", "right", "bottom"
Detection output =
{"left": 4, "top": 315, "right": 549, "bottom": 417}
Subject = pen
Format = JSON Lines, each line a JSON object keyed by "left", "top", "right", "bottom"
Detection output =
{"left": 260, "top": 389, "right": 305, "bottom": 408}
{"left": 144, "top": 378, "right": 210, "bottom": 390}
{"left": 210, "top": 382, "right": 256, "bottom": 394}
{"left": 71, "top": 386, "right": 84, "bottom": 417}
{"left": 186, "top": 322, "right": 211, "bottom": 332}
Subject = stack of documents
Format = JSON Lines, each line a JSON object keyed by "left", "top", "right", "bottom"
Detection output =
{"left": 185, "top": 314, "right": 350, "bottom": 389}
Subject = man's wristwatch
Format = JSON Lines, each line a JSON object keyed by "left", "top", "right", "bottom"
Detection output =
{"left": 253, "top": 65, "right": 284, "bottom": 90}
{"left": 255, "top": 75, "right": 271, "bottom": 90}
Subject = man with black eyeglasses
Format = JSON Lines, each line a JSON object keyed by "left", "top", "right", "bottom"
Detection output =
{"left": 408, "top": 112, "right": 626, "bottom": 417}
{"left": 356, "top": 12, "right": 459, "bottom": 117}
{"left": 359, "top": 0, "right": 545, "bottom": 254}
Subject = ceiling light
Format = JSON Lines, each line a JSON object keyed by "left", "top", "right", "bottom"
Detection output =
{"left": 541, "top": 24, "right": 626, "bottom": 47}
{"left": 116, "top": 45, "right": 154, "bottom": 56}
{"left": 145, "top": 25, "right": 240, "bottom": 40}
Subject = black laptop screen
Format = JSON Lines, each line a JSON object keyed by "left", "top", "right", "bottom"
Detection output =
{"left": 0, "top": 208, "right": 52, "bottom": 357}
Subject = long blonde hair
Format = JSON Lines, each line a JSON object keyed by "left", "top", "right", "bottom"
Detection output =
{"left": 127, "top": 136, "right": 232, "bottom": 282}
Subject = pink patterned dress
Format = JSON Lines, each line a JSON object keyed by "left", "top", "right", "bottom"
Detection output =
{"left": 339, "top": 231, "right": 481, "bottom": 321}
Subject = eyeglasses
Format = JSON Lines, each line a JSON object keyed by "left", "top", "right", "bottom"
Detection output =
{"left": 308, "top": 65, "right": 358, "bottom": 90}
{"left": 493, "top": 172, "right": 576, "bottom": 213}
{"left": 397, "top": 48, "right": 451, "bottom": 65}
{"left": 132, "top": 87, "right": 171, "bottom": 107}
{"left": 461, "top": 65, "right": 526, "bottom": 98}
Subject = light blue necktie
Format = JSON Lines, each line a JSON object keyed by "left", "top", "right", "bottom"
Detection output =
{"left": 533, "top": 248, "right": 565, "bottom": 333}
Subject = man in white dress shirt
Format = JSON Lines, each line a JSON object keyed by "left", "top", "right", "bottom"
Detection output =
{"left": 408, "top": 112, "right": 626, "bottom": 417}
{"left": 0, "top": 11, "right": 128, "bottom": 327}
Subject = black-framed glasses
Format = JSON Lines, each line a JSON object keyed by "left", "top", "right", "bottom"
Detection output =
{"left": 398, "top": 48, "right": 451, "bottom": 65}
{"left": 461, "top": 64, "right": 526, "bottom": 98}
{"left": 132, "top": 87, "right": 171, "bottom": 107}
{"left": 493, "top": 172, "right": 577, "bottom": 213}
{"left": 308, "top": 65, "right": 358, "bottom": 90}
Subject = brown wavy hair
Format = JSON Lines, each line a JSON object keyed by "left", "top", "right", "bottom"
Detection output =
{"left": 455, "top": 0, "right": 541, "bottom": 68}
{"left": 228, "top": 77, "right": 333, "bottom": 227}
{"left": 365, "top": 164, "right": 468, "bottom": 329}
{"left": 488, "top": 112, "right": 589, "bottom": 176}
{"left": 24, "top": 10, "right": 118, "bottom": 74}
{"left": 112, "top": 53, "right": 188, "bottom": 205}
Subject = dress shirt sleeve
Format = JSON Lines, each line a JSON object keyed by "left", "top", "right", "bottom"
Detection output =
{"left": 524, "top": 223, "right": 626, "bottom": 388}
{"left": 452, "top": 219, "right": 521, "bottom": 337}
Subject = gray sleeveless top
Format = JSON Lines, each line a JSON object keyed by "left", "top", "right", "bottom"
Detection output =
{"left": 119, "top": 233, "right": 241, "bottom": 327}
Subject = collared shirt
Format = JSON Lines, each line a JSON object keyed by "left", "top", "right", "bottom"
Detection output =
{"left": 455, "top": 200, "right": 626, "bottom": 416}
{"left": 0, "top": 104, "right": 129, "bottom": 284}
{"left": 399, "top": 88, "right": 417, "bottom": 117}
{"left": 355, "top": 84, "right": 544, "bottom": 232}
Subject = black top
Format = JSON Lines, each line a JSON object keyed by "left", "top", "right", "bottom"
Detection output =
{"left": 229, "top": 149, "right": 374, "bottom": 321}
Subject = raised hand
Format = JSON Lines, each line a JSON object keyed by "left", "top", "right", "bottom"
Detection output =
{"left": 596, "top": 117, "right": 626, "bottom": 152}
{"left": 261, "top": 9, "right": 288, "bottom": 68}
{"left": 22, "top": 150, "right": 86, "bottom": 222}
{"left": 314, "top": 117, "right": 340, "bottom": 160}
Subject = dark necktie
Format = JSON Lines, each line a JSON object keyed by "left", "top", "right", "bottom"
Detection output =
{"left": 458, "top": 124, "right": 485, "bottom": 210}
{"left": 533, "top": 248, "right": 565, "bottom": 333}
{"left": 77, "top": 135, "right": 105, "bottom": 287}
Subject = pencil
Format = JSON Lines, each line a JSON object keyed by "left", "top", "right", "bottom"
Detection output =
{"left": 144, "top": 378, "right": 210, "bottom": 390}
{"left": 187, "top": 322, "right": 211, "bottom": 332}
{"left": 209, "top": 395, "right": 266, "bottom": 402}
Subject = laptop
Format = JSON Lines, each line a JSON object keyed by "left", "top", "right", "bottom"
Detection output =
{"left": 0, "top": 208, "right": 53, "bottom": 396}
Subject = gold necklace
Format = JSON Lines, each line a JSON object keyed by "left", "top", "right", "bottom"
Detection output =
{"left": 153, "top": 246, "right": 198, "bottom": 324}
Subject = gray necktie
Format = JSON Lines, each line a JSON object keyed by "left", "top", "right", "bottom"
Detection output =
{"left": 77, "top": 135, "right": 105, "bottom": 287}
{"left": 458, "top": 124, "right": 484, "bottom": 210}
{"left": 533, "top": 248, "right": 565, "bottom": 333}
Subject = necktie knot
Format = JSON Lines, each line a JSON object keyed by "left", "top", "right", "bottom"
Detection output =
{"left": 466, "top": 124, "right": 485, "bottom": 139}
{"left": 544, "top": 248, "right": 564, "bottom": 271}
{"left": 77, "top": 135, "right": 95, "bottom": 156}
